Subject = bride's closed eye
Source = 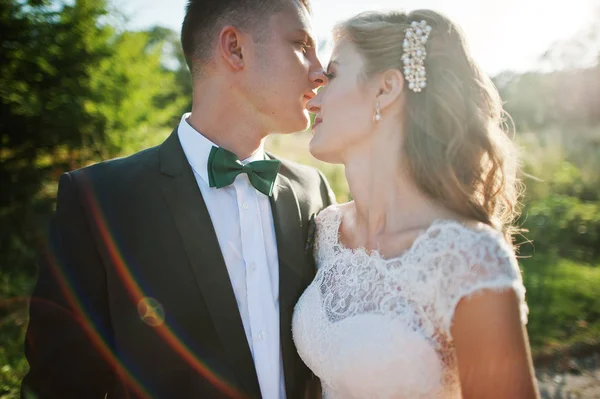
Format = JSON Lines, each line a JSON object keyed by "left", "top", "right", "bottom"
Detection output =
{"left": 324, "top": 71, "right": 335, "bottom": 80}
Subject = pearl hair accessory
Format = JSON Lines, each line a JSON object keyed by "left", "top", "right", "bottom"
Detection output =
{"left": 401, "top": 20, "right": 432, "bottom": 93}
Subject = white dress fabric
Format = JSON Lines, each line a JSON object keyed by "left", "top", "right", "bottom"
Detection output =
{"left": 292, "top": 205, "right": 528, "bottom": 398}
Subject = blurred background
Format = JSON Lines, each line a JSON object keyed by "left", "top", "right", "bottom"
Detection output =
{"left": 1, "top": 0, "right": 599, "bottom": 397}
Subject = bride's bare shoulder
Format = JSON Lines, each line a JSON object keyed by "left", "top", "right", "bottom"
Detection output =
{"left": 336, "top": 201, "right": 355, "bottom": 214}
{"left": 320, "top": 201, "right": 353, "bottom": 219}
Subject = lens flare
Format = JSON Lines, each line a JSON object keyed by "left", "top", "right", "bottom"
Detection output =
{"left": 31, "top": 176, "right": 246, "bottom": 398}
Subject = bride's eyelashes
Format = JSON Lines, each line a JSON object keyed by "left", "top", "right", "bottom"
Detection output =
{"left": 324, "top": 71, "right": 335, "bottom": 80}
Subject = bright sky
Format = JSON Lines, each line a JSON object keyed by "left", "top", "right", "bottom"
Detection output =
{"left": 114, "top": 0, "right": 598, "bottom": 75}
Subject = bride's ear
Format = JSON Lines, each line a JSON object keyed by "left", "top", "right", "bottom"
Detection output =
{"left": 375, "top": 69, "right": 405, "bottom": 111}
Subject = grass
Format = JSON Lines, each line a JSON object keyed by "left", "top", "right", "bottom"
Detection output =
{"left": 0, "top": 271, "right": 33, "bottom": 399}
{"left": 521, "top": 256, "right": 600, "bottom": 353}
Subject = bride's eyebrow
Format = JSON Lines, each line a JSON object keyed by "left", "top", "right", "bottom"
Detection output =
{"left": 326, "top": 60, "right": 339, "bottom": 71}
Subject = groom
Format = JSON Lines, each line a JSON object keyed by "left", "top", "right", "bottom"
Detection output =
{"left": 21, "top": 0, "right": 334, "bottom": 398}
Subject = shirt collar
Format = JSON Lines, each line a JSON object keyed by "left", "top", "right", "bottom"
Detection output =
{"left": 177, "top": 113, "right": 266, "bottom": 185}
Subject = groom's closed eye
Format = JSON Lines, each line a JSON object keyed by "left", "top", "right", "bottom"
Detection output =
{"left": 296, "top": 41, "right": 311, "bottom": 54}
{"left": 292, "top": 29, "right": 317, "bottom": 55}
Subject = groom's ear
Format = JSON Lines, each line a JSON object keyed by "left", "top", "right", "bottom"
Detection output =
{"left": 376, "top": 68, "right": 405, "bottom": 111}
{"left": 218, "top": 25, "right": 245, "bottom": 71}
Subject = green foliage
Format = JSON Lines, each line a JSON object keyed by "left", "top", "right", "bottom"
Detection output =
{"left": 1, "top": 0, "right": 114, "bottom": 277}
{"left": 520, "top": 194, "right": 600, "bottom": 262}
{"left": 0, "top": 0, "right": 191, "bottom": 277}
{"left": 518, "top": 157, "right": 600, "bottom": 262}
{"left": 521, "top": 256, "right": 600, "bottom": 350}
{"left": 85, "top": 29, "right": 188, "bottom": 158}
{"left": 0, "top": 272, "right": 32, "bottom": 399}
{"left": 1, "top": 1, "right": 192, "bottom": 395}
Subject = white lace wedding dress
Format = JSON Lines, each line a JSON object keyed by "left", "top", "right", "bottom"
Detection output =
{"left": 292, "top": 205, "right": 529, "bottom": 398}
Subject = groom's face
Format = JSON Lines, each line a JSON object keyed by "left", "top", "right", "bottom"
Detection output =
{"left": 242, "top": 1, "right": 326, "bottom": 133}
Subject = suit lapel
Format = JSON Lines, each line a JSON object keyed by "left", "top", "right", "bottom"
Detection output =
{"left": 158, "top": 129, "right": 262, "bottom": 398}
{"left": 270, "top": 173, "right": 310, "bottom": 398}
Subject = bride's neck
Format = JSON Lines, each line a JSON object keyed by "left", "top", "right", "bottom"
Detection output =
{"left": 343, "top": 136, "right": 441, "bottom": 249}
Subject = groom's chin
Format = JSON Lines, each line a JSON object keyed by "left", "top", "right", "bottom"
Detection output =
{"left": 278, "top": 112, "right": 311, "bottom": 134}
{"left": 295, "top": 110, "right": 312, "bottom": 132}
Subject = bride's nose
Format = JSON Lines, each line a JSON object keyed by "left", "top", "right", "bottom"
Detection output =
{"left": 306, "top": 92, "right": 322, "bottom": 115}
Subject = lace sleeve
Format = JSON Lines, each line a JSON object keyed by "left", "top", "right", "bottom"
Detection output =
{"left": 434, "top": 225, "right": 529, "bottom": 337}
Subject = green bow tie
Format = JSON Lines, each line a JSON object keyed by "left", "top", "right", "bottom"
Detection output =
{"left": 207, "top": 146, "right": 281, "bottom": 196}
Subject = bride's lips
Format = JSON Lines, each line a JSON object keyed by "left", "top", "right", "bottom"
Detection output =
{"left": 312, "top": 117, "right": 322, "bottom": 129}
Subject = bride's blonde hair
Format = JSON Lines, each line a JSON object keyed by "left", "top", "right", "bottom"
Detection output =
{"left": 335, "top": 10, "right": 522, "bottom": 242}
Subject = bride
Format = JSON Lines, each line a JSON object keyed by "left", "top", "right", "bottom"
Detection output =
{"left": 292, "top": 9, "right": 539, "bottom": 399}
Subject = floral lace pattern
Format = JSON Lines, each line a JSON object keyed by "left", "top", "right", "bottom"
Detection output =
{"left": 292, "top": 205, "right": 528, "bottom": 398}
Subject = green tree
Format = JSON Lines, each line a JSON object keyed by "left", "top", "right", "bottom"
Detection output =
{"left": 1, "top": 0, "right": 114, "bottom": 274}
{"left": 85, "top": 28, "right": 188, "bottom": 158}
{"left": 0, "top": 0, "right": 189, "bottom": 274}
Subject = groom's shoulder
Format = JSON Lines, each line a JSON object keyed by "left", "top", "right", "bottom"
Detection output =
{"left": 268, "top": 152, "right": 337, "bottom": 206}
{"left": 69, "top": 144, "right": 160, "bottom": 185}
{"left": 269, "top": 152, "right": 325, "bottom": 187}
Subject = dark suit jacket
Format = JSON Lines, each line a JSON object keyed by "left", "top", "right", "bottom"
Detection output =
{"left": 22, "top": 129, "right": 335, "bottom": 399}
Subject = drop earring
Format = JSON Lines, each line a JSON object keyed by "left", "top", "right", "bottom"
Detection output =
{"left": 374, "top": 99, "right": 382, "bottom": 123}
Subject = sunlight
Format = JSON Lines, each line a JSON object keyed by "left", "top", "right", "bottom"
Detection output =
{"left": 117, "top": 0, "right": 598, "bottom": 74}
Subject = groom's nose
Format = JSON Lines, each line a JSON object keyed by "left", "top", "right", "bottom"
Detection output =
{"left": 309, "top": 69, "right": 327, "bottom": 90}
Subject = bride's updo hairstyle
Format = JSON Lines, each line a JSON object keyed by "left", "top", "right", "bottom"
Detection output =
{"left": 335, "top": 10, "right": 521, "bottom": 241}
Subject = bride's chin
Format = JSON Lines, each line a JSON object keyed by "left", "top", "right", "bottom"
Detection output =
{"left": 308, "top": 138, "right": 326, "bottom": 161}
{"left": 309, "top": 139, "right": 340, "bottom": 164}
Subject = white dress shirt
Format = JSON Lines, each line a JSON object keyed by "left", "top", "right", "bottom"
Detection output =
{"left": 178, "top": 113, "right": 285, "bottom": 399}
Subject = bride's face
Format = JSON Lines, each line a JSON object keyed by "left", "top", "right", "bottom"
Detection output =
{"left": 307, "top": 38, "right": 378, "bottom": 164}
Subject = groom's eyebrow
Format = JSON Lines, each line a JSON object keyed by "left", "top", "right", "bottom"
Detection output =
{"left": 295, "top": 29, "right": 316, "bottom": 47}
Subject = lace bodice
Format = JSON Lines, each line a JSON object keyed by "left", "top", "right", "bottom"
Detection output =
{"left": 292, "top": 205, "right": 528, "bottom": 398}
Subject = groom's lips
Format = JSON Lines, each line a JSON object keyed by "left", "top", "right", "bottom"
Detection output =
{"left": 303, "top": 91, "right": 316, "bottom": 104}
{"left": 304, "top": 91, "right": 316, "bottom": 100}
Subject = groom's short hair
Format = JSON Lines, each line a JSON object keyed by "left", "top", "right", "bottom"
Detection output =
{"left": 181, "top": 0, "right": 311, "bottom": 77}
